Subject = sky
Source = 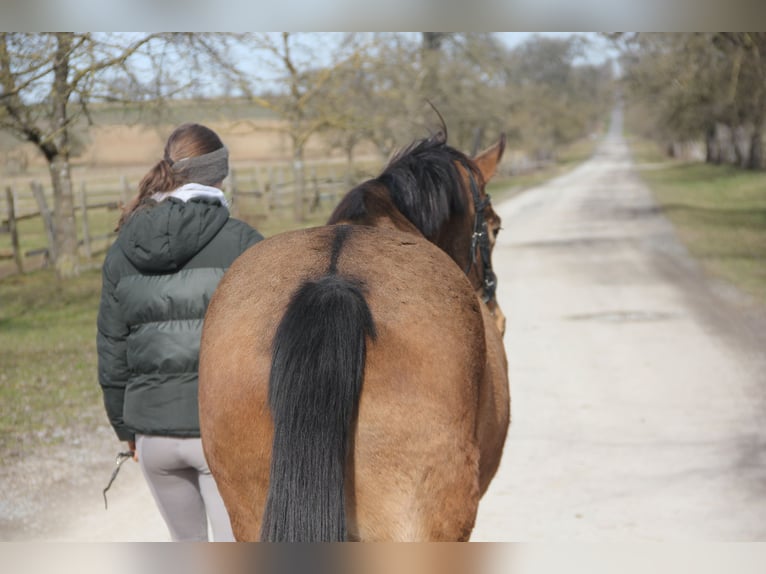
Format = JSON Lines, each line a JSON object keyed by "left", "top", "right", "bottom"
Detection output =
{"left": 0, "top": 0, "right": 761, "bottom": 32}
{"left": 498, "top": 32, "right": 617, "bottom": 65}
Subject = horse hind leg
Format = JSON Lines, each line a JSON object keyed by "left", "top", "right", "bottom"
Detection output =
{"left": 352, "top": 442, "right": 481, "bottom": 541}
{"left": 417, "top": 445, "right": 481, "bottom": 541}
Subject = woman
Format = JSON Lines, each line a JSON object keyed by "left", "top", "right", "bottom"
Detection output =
{"left": 97, "top": 123, "right": 263, "bottom": 541}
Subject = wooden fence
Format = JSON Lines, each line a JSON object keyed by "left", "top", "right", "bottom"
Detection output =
{"left": 0, "top": 162, "right": 353, "bottom": 278}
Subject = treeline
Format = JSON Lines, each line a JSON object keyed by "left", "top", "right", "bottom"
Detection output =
{"left": 614, "top": 33, "right": 766, "bottom": 170}
{"left": 0, "top": 32, "right": 615, "bottom": 279}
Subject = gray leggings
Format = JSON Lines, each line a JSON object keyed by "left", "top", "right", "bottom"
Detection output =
{"left": 136, "top": 434, "right": 234, "bottom": 542}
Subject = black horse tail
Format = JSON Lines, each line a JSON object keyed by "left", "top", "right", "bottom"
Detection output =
{"left": 260, "top": 273, "right": 376, "bottom": 542}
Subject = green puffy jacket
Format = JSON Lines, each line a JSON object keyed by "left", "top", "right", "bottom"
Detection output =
{"left": 97, "top": 197, "right": 263, "bottom": 441}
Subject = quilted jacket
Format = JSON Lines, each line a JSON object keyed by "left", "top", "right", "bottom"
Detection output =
{"left": 97, "top": 196, "right": 262, "bottom": 441}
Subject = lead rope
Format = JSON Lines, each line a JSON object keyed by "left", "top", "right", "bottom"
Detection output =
{"left": 102, "top": 451, "right": 134, "bottom": 510}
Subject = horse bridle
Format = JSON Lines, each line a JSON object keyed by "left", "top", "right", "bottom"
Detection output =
{"left": 461, "top": 161, "right": 498, "bottom": 305}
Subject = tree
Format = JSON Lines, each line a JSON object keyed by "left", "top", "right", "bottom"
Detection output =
{"left": 0, "top": 33, "right": 251, "bottom": 279}
{"left": 321, "top": 33, "right": 425, "bottom": 160}
{"left": 612, "top": 33, "right": 765, "bottom": 169}
{"left": 423, "top": 33, "right": 513, "bottom": 152}
{"left": 0, "top": 34, "right": 159, "bottom": 278}
{"left": 501, "top": 34, "right": 613, "bottom": 161}
{"left": 241, "top": 32, "right": 368, "bottom": 221}
{"left": 717, "top": 33, "right": 766, "bottom": 169}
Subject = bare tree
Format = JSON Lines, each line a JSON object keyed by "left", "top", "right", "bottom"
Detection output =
{"left": 0, "top": 33, "right": 163, "bottom": 278}
{"left": 498, "top": 34, "right": 613, "bottom": 162}
{"left": 0, "top": 32, "right": 250, "bottom": 279}
{"left": 241, "top": 32, "right": 368, "bottom": 221}
{"left": 318, "top": 33, "right": 424, "bottom": 161}
{"left": 612, "top": 32, "right": 765, "bottom": 169}
{"left": 717, "top": 33, "right": 766, "bottom": 169}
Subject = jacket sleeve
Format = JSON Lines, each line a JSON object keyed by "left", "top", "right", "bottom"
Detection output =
{"left": 96, "top": 261, "right": 134, "bottom": 442}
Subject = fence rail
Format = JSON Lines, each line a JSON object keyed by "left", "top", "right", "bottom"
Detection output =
{"left": 0, "top": 162, "right": 353, "bottom": 279}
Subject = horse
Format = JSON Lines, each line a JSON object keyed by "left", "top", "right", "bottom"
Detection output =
{"left": 198, "top": 131, "right": 510, "bottom": 541}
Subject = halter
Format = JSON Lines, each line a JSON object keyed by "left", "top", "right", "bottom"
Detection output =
{"left": 461, "top": 161, "right": 498, "bottom": 305}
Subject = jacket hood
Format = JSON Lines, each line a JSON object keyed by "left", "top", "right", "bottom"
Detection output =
{"left": 118, "top": 197, "right": 229, "bottom": 272}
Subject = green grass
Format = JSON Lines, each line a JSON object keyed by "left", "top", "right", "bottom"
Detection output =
{"left": 0, "top": 268, "right": 105, "bottom": 452}
{"left": 629, "top": 137, "right": 766, "bottom": 306}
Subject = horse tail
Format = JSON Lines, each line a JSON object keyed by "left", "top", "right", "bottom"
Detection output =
{"left": 260, "top": 272, "right": 376, "bottom": 542}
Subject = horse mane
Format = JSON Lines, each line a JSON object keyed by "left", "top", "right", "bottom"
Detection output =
{"left": 328, "top": 132, "right": 483, "bottom": 238}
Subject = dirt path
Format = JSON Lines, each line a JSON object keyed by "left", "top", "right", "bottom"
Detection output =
{"left": 472, "top": 108, "right": 766, "bottom": 540}
{"left": 4, "top": 108, "right": 765, "bottom": 542}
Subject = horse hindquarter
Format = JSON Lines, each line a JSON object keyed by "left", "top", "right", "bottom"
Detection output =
{"left": 199, "top": 226, "right": 490, "bottom": 541}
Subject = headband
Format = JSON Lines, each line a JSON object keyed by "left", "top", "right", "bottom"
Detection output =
{"left": 171, "top": 146, "right": 229, "bottom": 186}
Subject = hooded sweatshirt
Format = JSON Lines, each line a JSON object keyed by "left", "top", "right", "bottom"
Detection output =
{"left": 97, "top": 189, "right": 263, "bottom": 440}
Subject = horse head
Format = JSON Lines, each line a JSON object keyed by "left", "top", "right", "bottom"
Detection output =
{"left": 455, "top": 135, "right": 506, "bottom": 335}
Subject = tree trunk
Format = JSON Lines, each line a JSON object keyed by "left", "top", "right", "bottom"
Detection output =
{"left": 746, "top": 121, "right": 763, "bottom": 170}
{"left": 49, "top": 156, "right": 79, "bottom": 277}
{"left": 732, "top": 125, "right": 746, "bottom": 167}
{"left": 292, "top": 146, "right": 306, "bottom": 222}
{"left": 705, "top": 125, "right": 722, "bottom": 164}
{"left": 50, "top": 32, "right": 79, "bottom": 279}
{"left": 345, "top": 144, "right": 355, "bottom": 190}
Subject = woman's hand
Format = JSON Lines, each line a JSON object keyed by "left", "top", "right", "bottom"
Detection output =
{"left": 127, "top": 439, "right": 138, "bottom": 462}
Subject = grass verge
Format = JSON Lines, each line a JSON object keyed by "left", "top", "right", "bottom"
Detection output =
{"left": 628, "top": 137, "right": 766, "bottom": 306}
{"left": 0, "top": 268, "right": 105, "bottom": 453}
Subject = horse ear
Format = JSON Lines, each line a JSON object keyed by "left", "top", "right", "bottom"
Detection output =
{"left": 473, "top": 134, "right": 506, "bottom": 181}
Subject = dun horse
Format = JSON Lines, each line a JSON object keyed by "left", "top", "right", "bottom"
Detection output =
{"left": 198, "top": 131, "right": 510, "bottom": 541}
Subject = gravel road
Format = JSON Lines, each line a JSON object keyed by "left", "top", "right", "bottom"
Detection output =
{"left": 3, "top": 107, "right": 765, "bottom": 542}
{"left": 472, "top": 108, "right": 766, "bottom": 541}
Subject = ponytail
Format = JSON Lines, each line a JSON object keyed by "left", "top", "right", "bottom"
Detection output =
{"left": 116, "top": 158, "right": 185, "bottom": 230}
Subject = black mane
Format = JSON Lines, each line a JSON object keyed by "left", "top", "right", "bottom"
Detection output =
{"left": 329, "top": 133, "right": 482, "bottom": 238}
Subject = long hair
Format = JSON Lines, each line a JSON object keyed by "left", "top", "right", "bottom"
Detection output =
{"left": 117, "top": 123, "right": 225, "bottom": 230}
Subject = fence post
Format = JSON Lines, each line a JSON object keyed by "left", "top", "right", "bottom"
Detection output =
{"left": 277, "top": 166, "right": 286, "bottom": 213}
{"left": 5, "top": 186, "right": 23, "bottom": 274}
{"left": 310, "top": 167, "right": 320, "bottom": 213}
{"left": 120, "top": 176, "right": 130, "bottom": 207}
{"left": 227, "top": 168, "right": 239, "bottom": 218}
{"left": 266, "top": 166, "right": 274, "bottom": 213}
{"left": 329, "top": 165, "right": 343, "bottom": 203}
{"left": 31, "top": 181, "right": 56, "bottom": 264}
{"left": 257, "top": 167, "right": 269, "bottom": 216}
{"left": 79, "top": 182, "right": 92, "bottom": 259}
{"left": 292, "top": 160, "right": 306, "bottom": 222}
